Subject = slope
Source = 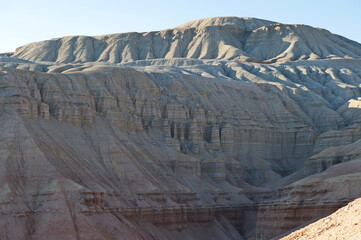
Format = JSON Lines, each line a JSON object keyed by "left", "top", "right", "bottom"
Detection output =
{"left": 11, "top": 17, "right": 361, "bottom": 64}
{"left": 280, "top": 197, "right": 361, "bottom": 240}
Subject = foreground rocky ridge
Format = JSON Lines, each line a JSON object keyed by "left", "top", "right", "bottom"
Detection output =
{"left": 1, "top": 17, "right": 361, "bottom": 239}
{"left": 280, "top": 197, "right": 361, "bottom": 240}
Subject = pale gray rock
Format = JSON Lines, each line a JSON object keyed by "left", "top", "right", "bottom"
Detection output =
{"left": 12, "top": 17, "right": 361, "bottom": 64}
{"left": 1, "top": 16, "right": 361, "bottom": 240}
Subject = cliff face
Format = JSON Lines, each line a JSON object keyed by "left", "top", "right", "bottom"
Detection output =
{"left": 0, "top": 66, "right": 260, "bottom": 239}
{"left": 255, "top": 160, "right": 361, "bottom": 239}
{"left": 1, "top": 16, "right": 361, "bottom": 239}
{"left": 281, "top": 197, "right": 361, "bottom": 240}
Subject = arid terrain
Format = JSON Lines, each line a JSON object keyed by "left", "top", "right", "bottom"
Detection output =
{"left": 280, "top": 197, "right": 361, "bottom": 240}
{"left": 0, "top": 17, "right": 361, "bottom": 239}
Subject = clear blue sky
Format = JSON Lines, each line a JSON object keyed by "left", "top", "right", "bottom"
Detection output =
{"left": 1, "top": 0, "right": 360, "bottom": 53}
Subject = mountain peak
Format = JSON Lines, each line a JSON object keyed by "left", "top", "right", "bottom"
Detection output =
{"left": 11, "top": 16, "right": 361, "bottom": 64}
{"left": 175, "top": 16, "right": 276, "bottom": 31}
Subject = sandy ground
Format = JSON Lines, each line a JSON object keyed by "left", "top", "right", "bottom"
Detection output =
{"left": 281, "top": 198, "right": 361, "bottom": 240}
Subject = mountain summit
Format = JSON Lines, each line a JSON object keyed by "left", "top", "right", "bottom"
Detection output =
{"left": 13, "top": 17, "right": 361, "bottom": 64}
{"left": 175, "top": 16, "right": 276, "bottom": 30}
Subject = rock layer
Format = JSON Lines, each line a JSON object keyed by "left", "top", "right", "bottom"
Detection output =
{"left": 12, "top": 17, "right": 361, "bottom": 64}
{"left": 0, "top": 16, "right": 361, "bottom": 239}
{"left": 255, "top": 159, "right": 361, "bottom": 239}
{"left": 280, "top": 197, "right": 361, "bottom": 240}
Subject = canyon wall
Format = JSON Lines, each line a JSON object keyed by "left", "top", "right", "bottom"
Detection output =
{"left": 1, "top": 16, "right": 361, "bottom": 239}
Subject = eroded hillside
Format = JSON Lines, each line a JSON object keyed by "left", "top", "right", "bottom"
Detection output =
{"left": 0, "top": 17, "right": 361, "bottom": 239}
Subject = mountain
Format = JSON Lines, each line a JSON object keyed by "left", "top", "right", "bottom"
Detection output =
{"left": 1, "top": 17, "right": 361, "bottom": 239}
{"left": 12, "top": 17, "right": 361, "bottom": 64}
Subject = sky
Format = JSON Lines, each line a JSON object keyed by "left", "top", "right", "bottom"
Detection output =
{"left": 1, "top": 0, "right": 360, "bottom": 53}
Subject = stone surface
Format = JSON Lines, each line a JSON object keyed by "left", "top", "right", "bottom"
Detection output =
{"left": 254, "top": 159, "right": 361, "bottom": 239}
{"left": 0, "top": 16, "right": 361, "bottom": 239}
{"left": 280, "top": 197, "right": 361, "bottom": 240}
{"left": 11, "top": 17, "right": 361, "bottom": 64}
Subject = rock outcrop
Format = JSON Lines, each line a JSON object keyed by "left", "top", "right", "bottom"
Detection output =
{"left": 280, "top": 197, "right": 361, "bottom": 240}
{"left": 0, "top": 16, "right": 361, "bottom": 239}
{"left": 254, "top": 159, "right": 361, "bottom": 239}
{"left": 12, "top": 17, "right": 361, "bottom": 64}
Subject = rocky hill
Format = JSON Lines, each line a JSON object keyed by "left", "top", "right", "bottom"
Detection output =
{"left": 12, "top": 17, "right": 361, "bottom": 64}
{"left": 1, "top": 17, "right": 361, "bottom": 239}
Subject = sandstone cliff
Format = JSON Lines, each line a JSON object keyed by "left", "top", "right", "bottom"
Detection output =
{"left": 280, "top": 197, "right": 361, "bottom": 240}
{"left": 1, "top": 16, "right": 361, "bottom": 239}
